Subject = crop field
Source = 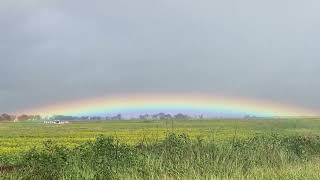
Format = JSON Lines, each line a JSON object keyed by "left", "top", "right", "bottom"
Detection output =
{"left": 1, "top": 118, "right": 320, "bottom": 155}
{"left": 0, "top": 118, "right": 319, "bottom": 155}
{"left": 1, "top": 118, "right": 320, "bottom": 179}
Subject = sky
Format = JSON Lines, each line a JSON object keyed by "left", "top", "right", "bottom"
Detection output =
{"left": 0, "top": 0, "right": 319, "bottom": 115}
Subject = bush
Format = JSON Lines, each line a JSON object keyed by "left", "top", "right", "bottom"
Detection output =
{"left": 20, "top": 136, "right": 138, "bottom": 180}
{"left": 72, "top": 136, "right": 138, "bottom": 179}
{"left": 22, "top": 140, "right": 70, "bottom": 180}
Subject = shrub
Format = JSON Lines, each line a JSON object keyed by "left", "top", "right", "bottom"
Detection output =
{"left": 22, "top": 140, "right": 70, "bottom": 180}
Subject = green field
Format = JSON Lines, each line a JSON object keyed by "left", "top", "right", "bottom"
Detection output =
{"left": 1, "top": 118, "right": 320, "bottom": 179}
{"left": 1, "top": 118, "right": 320, "bottom": 155}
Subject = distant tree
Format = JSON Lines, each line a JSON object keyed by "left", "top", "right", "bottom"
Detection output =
{"left": 152, "top": 114, "right": 159, "bottom": 119}
{"left": 81, "top": 116, "right": 90, "bottom": 120}
{"left": 15, "top": 114, "right": 40, "bottom": 121}
{"left": 51, "top": 115, "right": 77, "bottom": 120}
{"left": 139, "top": 114, "right": 151, "bottom": 120}
{"left": 0, "top": 113, "right": 13, "bottom": 121}
{"left": 34, "top": 115, "right": 41, "bottom": 120}
{"left": 158, "top": 113, "right": 166, "bottom": 120}
{"left": 89, "top": 116, "right": 102, "bottom": 120}
{"left": 164, "top": 114, "right": 172, "bottom": 119}
{"left": 17, "top": 114, "right": 30, "bottom": 121}
{"left": 115, "top": 114, "right": 122, "bottom": 120}
{"left": 174, "top": 113, "right": 190, "bottom": 119}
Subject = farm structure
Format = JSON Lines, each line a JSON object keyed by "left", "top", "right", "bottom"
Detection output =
{"left": 43, "top": 120, "right": 70, "bottom": 124}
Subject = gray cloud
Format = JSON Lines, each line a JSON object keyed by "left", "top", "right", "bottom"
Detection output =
{"left": 0, "top": 0, "right": 319, "bottom": 113}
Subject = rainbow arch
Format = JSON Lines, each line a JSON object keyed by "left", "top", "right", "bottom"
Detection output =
{"left": 18, "top": 93, "right": 318, "bottom": 117}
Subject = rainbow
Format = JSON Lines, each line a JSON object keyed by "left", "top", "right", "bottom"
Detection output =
{"left": 18, "top": 93, "right": 318, "bottom": 117}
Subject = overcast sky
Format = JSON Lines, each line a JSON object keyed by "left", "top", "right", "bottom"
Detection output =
{"left": 0, "top": 0, "right": 319, "bottom": 114}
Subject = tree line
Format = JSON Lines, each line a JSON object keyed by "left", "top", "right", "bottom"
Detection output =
{"left": 0, "top": 114, "right": 41, "bottom": 122}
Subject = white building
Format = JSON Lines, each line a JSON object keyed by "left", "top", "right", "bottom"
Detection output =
{"left": 43, "top": 120, "right": 70, "bottom": 124}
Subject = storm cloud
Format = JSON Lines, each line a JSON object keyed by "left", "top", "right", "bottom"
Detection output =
{"left": 0, "top": 0, "right": 319, "bottom": 113}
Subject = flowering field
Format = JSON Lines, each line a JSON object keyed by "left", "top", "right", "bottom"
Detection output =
{"left": 1, "top": 118, "right": 320, "bottom": 179}
{"left": 1, "top": 118, "right": 320, "bottom": 155}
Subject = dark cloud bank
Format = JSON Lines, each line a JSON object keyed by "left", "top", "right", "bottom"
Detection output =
{"left": 0, "top": 0, "right": 319, "bottom": 113}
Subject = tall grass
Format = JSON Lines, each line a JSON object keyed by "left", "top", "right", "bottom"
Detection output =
{"left": 2, "top": 133, "right": 320, "bottom": 179}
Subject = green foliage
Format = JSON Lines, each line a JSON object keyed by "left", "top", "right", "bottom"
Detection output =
{"left": 22, "top": 140, "right": 70, "bottom": 180}
{"left": 282, "top": 135, "right": 320, "bottom": 158}
{"left": 71, "top": 136, "right": 138, "bottom": 179}
{"left": 1, "top": 133, "right": 318, "bottom": 179}
{"left": 17, "top": 136, "right": 139, "bottom": 180}
{"left": 2, "top": 119, "right": 320, "bottom": 179}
